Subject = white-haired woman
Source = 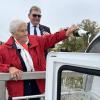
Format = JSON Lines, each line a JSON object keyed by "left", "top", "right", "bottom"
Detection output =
{"left": 0, "top": 19, "right": 77, "bottom": 99}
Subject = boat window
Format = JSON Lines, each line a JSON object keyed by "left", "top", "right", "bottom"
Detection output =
{"left": 57, "top": 65, "right": 100, "bottom": 100}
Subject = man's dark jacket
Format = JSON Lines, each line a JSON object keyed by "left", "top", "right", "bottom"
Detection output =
{"left": 27, "top": 22, "right": 51, "bottom": 35}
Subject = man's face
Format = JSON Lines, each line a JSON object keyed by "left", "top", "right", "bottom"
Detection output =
{"left": 13, "top": 23, "right": 28, "bottom": 44}
{"left": 28, "top": 10, "right": 41, "bottom": 26}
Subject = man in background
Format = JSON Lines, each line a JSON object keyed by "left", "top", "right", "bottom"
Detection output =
{"left": 27, "top": 6, "right": 51, "bottom": 35}
{"left": 27, "top": 6, "right": 52, "bottom": 57}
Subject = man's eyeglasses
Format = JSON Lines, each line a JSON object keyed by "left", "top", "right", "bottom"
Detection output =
{"left": 32, "top": 14, "right": 41, "bottom": 18}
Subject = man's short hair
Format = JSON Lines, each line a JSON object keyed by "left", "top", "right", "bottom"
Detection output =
{"left": 29, "top": 6, "right": 41, "bottom": 14}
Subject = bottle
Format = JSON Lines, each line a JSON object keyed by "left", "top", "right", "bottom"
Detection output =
{"left": 73, "top": 28, "right": 90, "bottom": 37}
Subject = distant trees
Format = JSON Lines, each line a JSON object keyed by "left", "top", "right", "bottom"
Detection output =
{"left": 54, "top": 19, "right": 100, "bottom": 52}
{"left": 79, "top": 19, "right": 100, "bottom": 42}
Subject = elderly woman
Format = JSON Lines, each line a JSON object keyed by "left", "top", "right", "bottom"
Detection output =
{"left": 0, "top": 19, "right": 77, "bottom": 99}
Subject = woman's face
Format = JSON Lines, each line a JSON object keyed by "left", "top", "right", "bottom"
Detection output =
{"left": 13, "top": 23, "right": 28, "bottom": 44}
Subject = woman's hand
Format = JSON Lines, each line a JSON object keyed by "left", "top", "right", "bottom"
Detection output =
{"left": 9, "top": 67, "right": 23, "bottom": 80}
{"left": 66, "top": 25, "right": 78, "bottom": 37}
{"left": 43, "top": 32, "right": 50, "bottom": 35}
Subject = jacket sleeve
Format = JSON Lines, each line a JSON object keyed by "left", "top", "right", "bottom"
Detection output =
{"left": 39, "top": 30, "right": 68, "bottom": 50}
{"left": 0, "top": 47, "right": 9, "bottom": 72}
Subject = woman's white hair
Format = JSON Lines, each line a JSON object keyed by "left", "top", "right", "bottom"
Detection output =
{"left": 9, "top": 19, "right": 26, "bottom": 34}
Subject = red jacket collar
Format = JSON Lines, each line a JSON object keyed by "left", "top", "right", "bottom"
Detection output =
{"left": 5, "top": 35, "right": 39, "bottom": 48}
{"left": 28, "top": 35, "right": 39, "bottom": 48}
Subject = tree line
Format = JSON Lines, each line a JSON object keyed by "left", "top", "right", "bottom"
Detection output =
{"left": 52, "top": 19, "right": 100, "bottom": 52}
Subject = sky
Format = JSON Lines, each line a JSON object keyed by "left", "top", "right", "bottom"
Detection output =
{"left": 0, "top": 0, "right": 100, "bottom": 42}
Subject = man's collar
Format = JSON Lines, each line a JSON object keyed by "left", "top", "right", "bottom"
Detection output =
{"left": 30, "top": 22, "right": 39, "bottom": 28}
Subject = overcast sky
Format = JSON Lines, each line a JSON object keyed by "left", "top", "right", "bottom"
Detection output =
{"left": 0, "top": 0, "right": 100, "bottom": 41}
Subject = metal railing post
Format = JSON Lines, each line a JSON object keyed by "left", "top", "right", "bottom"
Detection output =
{"left": 0, "top": 81, "right": 6, "bottom": 100}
